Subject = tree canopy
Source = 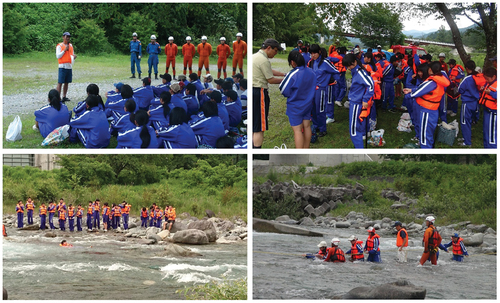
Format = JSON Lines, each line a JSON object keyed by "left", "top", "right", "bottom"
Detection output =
{"left": 3, "top": 3, "right": 247, "bottom": 55}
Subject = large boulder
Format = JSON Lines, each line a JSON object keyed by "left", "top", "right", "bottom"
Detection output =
{"left": 253, "top": 218, "right": 323, "bottom": 237}
{"left": 462, "top": 233, "right": 484, "bottom": 246}
{"left": 173, "top": 229, "right": 209, "bottom": 245}
{"left": 170, "top": 221, "right": 188, "bottom": 233}
{"left": 147, "top": 233, "right": 161, "bottom": 243}
{"left": 342, "top": 280, "right": 426, "bottom": 299}
{"left": 299, "top": 217, "right": 315, "bottom": 226}
{"left": 335, "top": 222, "right": 351, "bottom": 228}
{"left": 156, "top": 243, "right": 203, "bottom": 257}
{"left": 187, "top": 220, "right": 217, "bottom": 242}
{"left": 275, "top": 215, "right": 291, "bottom": 222}
{"left": 44, "top": 232, "right": 57, "bottom": 238}
{"left": 19, "top": 225, "right": 41, "bottom": 231}
{"left": 157, "top": 230, "right": 170, "bottom": 240}
{"left": 467, "top": 224, "right": 489, "bottom": 233}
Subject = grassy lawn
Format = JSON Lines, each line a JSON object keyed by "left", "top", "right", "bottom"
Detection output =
{"left": 261, "top": 53, "right": 486, "bottom": 149}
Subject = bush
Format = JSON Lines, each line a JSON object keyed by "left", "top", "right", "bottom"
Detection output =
{"left": 178, "top": 278, "right": 247, "bottom": 300}
{"left": 3, "top": 6, "right": 29, "bottom": 54}
{"left": 117, "top": 12, "right": 157, "bottom": 54}
{"left": 253, "top": 192, "right": 303, "bottom": 220}
{"left": 74, "top": 19, "right": 113, "bottom": 55}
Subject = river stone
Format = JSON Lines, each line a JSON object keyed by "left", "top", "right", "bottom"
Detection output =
{"left": 124, "top": 232, "right": 133, "bottom": 237}
{"left": 44, "top": 232, "right": 57, "bottom": 238}
{"left": 157, "top": 230, "right": 170, "bottom": 240}
{"left": 216, "top": 236, "right": 240, "bottom": 244}
{"left": 304, "top": 204, "right": 315, "bottom": 215}
{"left": 19, "top": 225, "right": 41, "bottom": 231}
{"left": 485, "top": 228, "right": 496, "bottom": 234}
{"left": 373, "top": 223, "right": 381, "bottom": 230}
{"left": 139, "top": 239, "right": 157, "bottom": 245}
{"left": 300, "top": 217, "right": 314, "bottom": 226}
{"left": 187, "top": 220, "right": 217, "bottom": 242}
{"left": 462, "top": 233, "right": 484, "bottom": 246}
{"left": 158, "top": 243, "right": 203, "bottom": 257}
{"left": 342, "top": 279, "right": 426, "bottom": 299}
{"left": 173, "top": 229, "right": 209, "bottom": 245}
{"left": 275, "top": 215, "right": 291, "bottom": 222}
{"left": 336, "top": 222, "right": 351, "bottom": 228}
{"left": 391, "top": 203, "right": 408, "bottom": 209}
{"left": 143, "top": 280, "right": 156, "bottom": 285}
{"left": 206, "top": 209, "right": 216, "bottom": 218}
{"left": 253, "top": 218, "right": 323, "bottom": 237}
{"left": 239, "top": 232, "right": 247, "bottom": 239}
{"left": 170, "top": 221, "right": 187, "bottom": 233}
{"left": 467, "top": 224, "right": 488, "bottom": 233}
{"left": 147, "top": 233, "right": 161, "bottom": 243}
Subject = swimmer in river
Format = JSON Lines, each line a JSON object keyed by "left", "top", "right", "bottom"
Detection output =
{"left": 60, "top": 240, "right": 73, "bottom": 247}
{"left": 303, "top": 240, "right": 328, "bottom": 259}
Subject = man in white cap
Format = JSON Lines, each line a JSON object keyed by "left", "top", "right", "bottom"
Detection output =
{"left": 182, "top": 36, "right": 195, "bottom": 75}
{"left": 216, "top": 37, "right": 231, "bottom": 79}
{"left": 129, "top": 32, "right": 142, "bottom": 79}
{"left": 324, "top": 238, "right": 346, "bottom": 262}
{"left": 419, "top": 216, "right": 442, "bottom": 265}
{"left": 146, "top": 34, "right": 161, "bottom": 79}
{"left": 56, "top": 31, "right": 77, "bottom": 102}
{"left": 438, "top": 53, "right": 448, "bottom": 73}
{"left": 232, "top": 32, "right": 247, "bottom": 77}
{"left": 197, "top": 35, "right": 212, "bottom": 77}
{"left": 303, "top": 240, "right": 328, "bottom": 259}
{"left": 164, "top": 36, "right": 178, "bottom": 79}
{"left": 393, "top": 221, "right": 408, "bottom": 263}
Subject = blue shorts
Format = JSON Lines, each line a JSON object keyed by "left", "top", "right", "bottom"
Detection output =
{"left": 287, "top": 112, "right": 311, "bottom": 127}
{"left": 58, "top": 68, "right": 72, "bottom": 84}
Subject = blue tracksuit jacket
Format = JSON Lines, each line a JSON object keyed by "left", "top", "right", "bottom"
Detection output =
{"left": 190, "top": 116, "right": 226, "bottom": 148}
{"left": 34, "top": 103, "right": 70, "bottom": 138}
{"left": 157, "top": 123, "right": 198, "bottom": 148}
{"left": 69, "top": 107, "right": 110, "bottom": 148}
{"left": 116, "top": 126, "right": 158, "bottom": 148}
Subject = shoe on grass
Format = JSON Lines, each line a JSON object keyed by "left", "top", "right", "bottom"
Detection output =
{"left": 326, "top": 118, "right": 335, "bottom": 124}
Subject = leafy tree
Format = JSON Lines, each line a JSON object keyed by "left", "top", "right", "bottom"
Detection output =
{"left": 350, "top": 3, "right": 405, "bottom": 48}
{"left": 74, "top": 19, "right": 112, "bottom": 55}
{"left": 116, "top": 12, "right": 157, "bottom": 54}
{"left": 3, "top": 5, "right": 29, "bottom": 54}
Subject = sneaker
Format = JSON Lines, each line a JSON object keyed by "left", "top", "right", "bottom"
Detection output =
{"left": 460, "top": 142, "right": 471, "bottom": 147}
{"left": 457, "top": 138, "right": 465, "bottom": 142}
{"left": 411, "top": 137, "right": 419, "bottom": 142}
{"left": 317, "top": 131, "right": 327, "bottom": 137}
{"left": 335, "top": 101, "right": 343, "bottom": 107}
{"left": 447, "top": 110, "right": 453, "bottom": 114}
{"left": 400, "top": 106, "right": 407, "bottom": 111}
{"left": 326, "top": 118, "right": 335, "bottom": 124}
{"left": 129, "top": 74, "right": 136, "bottom": 78}
{"left": 61, "top": 97, "right": 70, "bottom": 102}
{"left": 388, "top": 108, "right": 397, "bottom": 113}
{"left": 343, "top": 101, "right": 350, "bottom": 108}
{"left": 450, "top": 112, "right": 457, "bottom": 117}
{"left": 32, "top": 124, "right": 39, "bottom": 131}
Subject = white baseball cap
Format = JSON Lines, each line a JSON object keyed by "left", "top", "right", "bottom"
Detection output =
{"left": 150, "top": 35, "right": 157, "bottom": 40}
{"left": 220, "top": 37, "right": 226, "bottom": 41}
{"left": 317, "top": 241, "right": 327, "bottom": 248}
{"left": 348, "top": 235, "right": 357, "bottom": 241}
{"left": 439, "top": 53, "right": 446, "bottom": 58}
{"left": 236, "top": 33, "right": 243, "bottom": 37}
{"left": 186, "top": 36, "right": 192, "bottom": 41}
{"left": 168, "top": 36, "right": 174, "bottom": 41}
{"left": 201, "top": 35, "right": 207, "bottom": 40}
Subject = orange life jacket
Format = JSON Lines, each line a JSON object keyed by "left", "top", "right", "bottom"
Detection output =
{"left": 16, "top": 205, "right": 24, "bottom": 213}
{"left": 123, "top": 204, "right": 131, "bottom": 215}
{"left": 479, "top": 80, "right": 497, "bottom": 110}
{"left": 439, "top": 61, "right": 448, "bottom": 73}
{"left": 87, "top": 206, "right": 93, "bottom": 215}
{"left": 68, "top": 207, "right": 74, "bottom": 217}
{"left": 48, "top": 204, "right": 56, "bottom": 213}
{"left": 472, "top": 73, "right": 487, "bottom": 91}
{"left": 452, "top": 238, "right": 465, "bottom": 255}
{"left": 365, "top": 233, "right": 380, "bottom": 252}
{"left": 424, "top": 225, "right": 442, "bottom": 250}
{"left": 350, "top": 240, "right": 364, "bottom": 260}
{"left": 94, "top": 201, "right": 100, "bottom": 212}
{"left": 141, "top": 210, "right": 148, "bottom": 218}
{"left": 416, "top": 75, "right": 451, "bottom": 110}
{"left": 164, "top": 43, "right": 178, "bottom": 57}
{"left": 57, "top": 203, "right": 66, "bottom": 212}
{"left": 156, "top": 210, "right": 163, "bottom": 219}
{"left": 398, "top": 59, "right": 408, "bottom": 80}
{"left": 150, "top": 209, "right": 155, "bottom": 218}
{"left": 166, "top": 208, "right": 176, "bottom": 220}
{"left": 114, "top": 207, "right": 122, "bottom": 216}
{"left": 59, "top": 211, "right": 66, "bottom": 220}
{"left": 396, "top": 228, "right": 408, "bottom": 247}
{"left": 330, "top": 50, "right": 346, "bottom": 73}
{"left": 26, "top": 201, "right": 34, "bottom": 211}
{"left": 39, "top": 205, "right": 47, "bottom": 215}
{"left": 57, "top": 43, "right": 73, "bottom": 64}
{"left": 2, "top": 225, "right": 6, "bottom": 237}
{"left": 449, "top": 64, "right": 464, "bottom": 83}
{"left": 327, "top": 247, "right": 346, "bottom": 262}
{"left": 102, "top": 206, "right": 109, "bottom": 216}
{"left": 76, "top": 208, "right": 83, "bottom": 217}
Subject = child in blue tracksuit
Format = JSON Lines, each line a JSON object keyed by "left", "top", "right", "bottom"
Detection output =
{"left": 438, "top": 70, "right": 451, "bottom": 123}
{"left": 458, "top": 60, "right": 481, "bottom": 146}
{"left": 48, "top": 202, "right": 56, "bottom": 230}
{"left": 382, "top": 56, "right": 399, "bottom": 111}
{"left": 183, "top": 83, "right": 200, "bottom": 116}
{"left": 134, "top": 78, "right": 155, "bottom": 110}
{"left": 190, "top": 101, "right": 226, "bottom": 148}
{"left": 146, "top": 36, "right": 161, "bottom": 78}
{"left": 443, "top": 234, "right": 469, "bottom": 262}
{"left": 34, "top": 89, "right": 70, "bottom": 138}
{"left": 117, "top": 110, "right": 158, "bottom": 148}
{"left": 74, "top": 84, "right": 105, "bottom": 118}
{"left": 342, "top": 53, "right": 374, "bottom": 148}
{"left": 188, "top": 73, "right": 205, "bottom": 101}
{"left": 16, "top": 200, "right": 24, "bottom": 228}
{"left": 109, "top": 99, "right": 136, "bottom": 136}
{"left": 308, "top": 44, "right": 339, "bottom": 136}
{"left": 157, "top": 107, "right": 198, "bottom": 148}
{"left": 169, "top": 83, "right": 189, "bottom": 113}
{"left": 153, "top": 73, "right": 172, "bottom": 97}
{"left": 480, "top": 67, "right": 497, "bottom": 148}
{"left": 149, "top": 92, "right": 172, "bottom": 130}
{"left": 76, "top": 205, "right": 83, "bottom": 232}
{"left": 141, "top": 207, "right": 148, "bottom": 227}
{"left": 279, "top": 50, "right": 316, "bottom": 148}
{"left": 105, "top": 84, "right": 135, "bottom": 122}
{"left": 225, "top": 90, "right": 242, "bottom": 128}
{"left": 69, "top": 95, "right": 111, "bottom": 148}
{"left": 207, "top": 90, "right": 230, "bottom": 131}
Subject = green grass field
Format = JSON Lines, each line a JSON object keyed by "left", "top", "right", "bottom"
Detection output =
{"left": 261, "top": 53, "right": 486, "bottom": 149}
{"left": 3, "top": 51, "right": 246, "bottom": 148}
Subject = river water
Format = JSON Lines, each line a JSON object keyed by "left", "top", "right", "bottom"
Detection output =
{"left": 3, "top": 230, "right": 247, "bottom": 300}
{"left": 253, "top": 227, "right": 496, "bottom": 300}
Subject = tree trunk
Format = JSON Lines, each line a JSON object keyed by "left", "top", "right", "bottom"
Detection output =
{"left": 435, "top": 3, "right": 470, "bottom": 64}
{"left": 477, "top": 3, "right": 497, "bottom": 69}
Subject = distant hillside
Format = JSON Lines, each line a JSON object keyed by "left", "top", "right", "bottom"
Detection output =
{"left": 403, "top": 29, "right": 438, "bottom": 38}
{"left": 423, "top": 24, "right": 483, "bottom": 49}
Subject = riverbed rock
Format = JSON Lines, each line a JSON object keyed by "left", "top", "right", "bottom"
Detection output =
{"left": 139, "top": 239, "right": 157, "bottom": 245}
{"left": 128, "top": 222, "right": 137, "bottom": 229}
{"left": 187, "top": 220, "right": 217, "bottom": 242}
{"left": 373, "top": 223, "right": 381, "bottom": 230}
{"left": 485, "top": 228, "right": 496, "bottom": 234}
{"left": 391, "top": 203, "right": 408, "bottom": 209}
{"left": 253, "top": 218, "right": 323, "bottom": 237}
{"left": 44, "top": 232, "right": 57, "bottom": 238}
{"left": 206, "top": 209, "right": 216, "bottom": 218}
{"left": 462, "top": 233, "right": 484, "bottom": 246}
{"left": 147, "top": 233, "right": 161, "bottom": 243}
{"left": 157, "top": 243, "right": 203, "bottom": 257}
{"left": 157, "top": 230, "right": 170, "bottom": 240}
{"left": 239, "top": 232, "right": 247, "bottom": 239}
{"left": 300, "top": 217, "right": 315, "bottom": 226}
{"left": 216, "top": 236, "right": 241, "bottom": 244}
{"left": 170, "top": 221, "right": 187, "bottom": 233}
{"left": 342, "top": 279, "right": 426, "bottom": 299}
{"left": 467, "top": 224, "right": 488, "bottom": 233}
{"left": 19, "top": 225, "right": 41, "bottom": 231}
{"left": 275, "top": 215, "right": 291, "bottom": 222}
{"left": 173, "top": 229, "right": 209, "bottom": 245}
{"left": 336, "top": 222, "right": 351, "bottom": 228}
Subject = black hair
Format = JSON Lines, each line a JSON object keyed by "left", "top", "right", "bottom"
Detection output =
{"left": 338, "top": 46, "right": 347, "bottom": 55}
{"left": 417, "top": 63, "right": 430, "bottom": 81}
{"left": 216, "top": 135, "right": 235, "bottom": 148}
{"left": 142, "top": 207, "right": 146, "bottom": 211}
{"left": 87, "top": 84, "right": 99, "bottom": 95}
{"left": 407, "top": 55, "right": 414, "bottom": 69}
{"left": 374, "top": 52, "right": 382, "bottom": 59}
{"left": 169, "top": 107, "right": 188, "bottom": 125}
{"left": 390, "top": 56, "right": 399, "bottom": 63}
{"left": 185, "top": 83, "right": 197, "bottom": 96}
{"left": 309, "top": 44, "right": 320, "bottom": 54}
{"left": 48, "top": 89, "right": 62, "bottom": 111}
{"left": 163, "top": 74, "right": 172, "bottom": 82}
{"left": 396, "top": 52, "right": 404, "bottom": 60}
{"left": 300, "top": 46, "right": 308, "bottom": 53}
{"left": 201, "top": 101, "right": 218, "bottom": 117}
{"left": 240, "top": 79, "right": 247, "bottom": 89}
{"left": 125, "top": 99, "right": 136, "bottom": 113}
{"left": 142, "top": 77, "right": 151, "bottom": 86}
{"left": 134, "top": 110, "right": 151, "bottom": 148}
{"left": 484, "top": 67, "right": 497, "bottom": 78}
{"left": 342, "top": 53, "right": 357, "bottom": 68}
{"left": 160, "top": 91, "right": 172, "bottom": 118}
{"left": 429, "top": 61, "right": 442, "bottom": 75}
{"left": 189, "top": 73, "right": 198, "bottom": 81}
{"left": 364, "top": 52, "right": 376, "bottom": 71}
{"left": 366, "top": 48, "right": 373, "bottom": 53}
{"left": 465, "top": 60, "right": 477, "bottom": 75}
{"left": 121, "top": 85, "right": 134, "bottom": 99}
{"left": 221, "top": 81, "right": 233, "bottom": 91}
{"left": 104, "top": 202, "right": 108, "bottom": 206}
{"left": 86, "top": 94, "right": 100, "bottom": 109}
{"left": 288, "top": 50, "right": 305, "bottom": 67}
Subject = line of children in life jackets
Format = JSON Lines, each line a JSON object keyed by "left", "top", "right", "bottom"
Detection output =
{"left": 34, "top": 72, "right": 248, "bottom": 149}
{"left": 140, "top": 203, "right": 177, "bottom": 231}
{"left": 305, "top": 220, "right": 468, "bottom": 264}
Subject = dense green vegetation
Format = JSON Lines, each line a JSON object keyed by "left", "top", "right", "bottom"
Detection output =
{"left": 178, "top": 278, "right": 247, "bottom": 300}
{"left": 254, "top": 158, "right": 496, "bottom": 229}
{"left": 3, "top": 3, "right": 247, "bottom": 55}
{"left": 4, "top": 155, "right": 247, "bottom": 219}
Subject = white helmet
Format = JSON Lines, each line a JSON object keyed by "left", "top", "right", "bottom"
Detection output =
{"left": 201, "top": 35, "right": 207, "bottom": 40}
{"left": 132, "top": 32, "right": 137, "bottom": 37}
{"left": 347, "top": 235, "right": 357, "bottom": 241}
{"left": 150, "top": 35, "right": 157, "bottom": 40}
{"left": 439, "top": 53, "right": 446, "bottom": 58}
{"left": 317, "top": 241, "right": 327, "bottom": 248}
{"left": 220, "top": 37, "right": 226, "bottom": 41}
{"left": 425, "top": 216, "right": 436, "bottom": 224}
{"left": 331, "top": 237, "right": 340, "bottom": 245}
{"left": 236, "top": 32, "right": 243, "bottom": 37}
{"left": 186, "top": 36, "right": 192, "bottom": 41}
{"left": 168, "top": 36, "right": 174, "bottom": 41}
{"left": 367, "top": 226, "right": 375, "bottom": 232}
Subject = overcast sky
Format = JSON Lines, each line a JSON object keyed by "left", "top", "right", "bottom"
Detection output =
{"left": 403, "top": 12, "right": 477, "bottom": 32}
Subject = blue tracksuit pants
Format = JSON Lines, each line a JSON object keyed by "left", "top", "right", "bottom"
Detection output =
{"left": 349, "top": 102, "right": 366, "bottom": 148}
{"left": 439, "top": 96, "right": 447, "bottom": 123}
{"left": 27, "top": 210, "right": 33, "bottom": 225}
{"left": 326, "top": 84, "right": 337, "bottom": 119}
{"left": 312, "top": 87, "right": 327, "bottom": 133}
{"left": 460, "top": 102, "right": 476, "bottom": 146}
{"left": 131, "top": 53, "right": 142, "bottom": 74}
{"left": 40, "top": 215, "right": 46, "bottom": 230}
{"left": 483, "top": 108, "right": 497, "bottom": 148}
{"left": 148, "top": 54, "right": 159, "bottom": 74}
{"left": 93, "top": 211, "right": 100, "bottom": 229}
{"left": 418, "top": 105, "right": 439, "bottom": 149}
{"left": 382, "top": 82, "right": 395, "bottom": 109}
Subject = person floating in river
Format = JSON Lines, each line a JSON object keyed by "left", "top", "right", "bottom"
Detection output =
{"left": 303, "top": 240, "right": 328, "bottom": 260}
{"left": 443, "top": 233, "right": 469, "bottom": 262}
{"left": 60, "top": 240, "right": 73, "bottom": 247}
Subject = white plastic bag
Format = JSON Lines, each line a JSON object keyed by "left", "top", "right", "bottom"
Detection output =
{"left": 368, "top": 129, "right": 386, "bottom": 147}
{"left": 41, "top": 125, "right": 70, "bottom": 146}
{"left": 6, "top": 115, "right": 22, "bottom": 142}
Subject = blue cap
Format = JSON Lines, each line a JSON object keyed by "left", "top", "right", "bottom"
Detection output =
{"left": 489, "top": 56, "right": 497, "bottom": 61}
{"left": 114, "top": 82, "right": 124, "bottom": 91}
{"left": 452, "top": 233, "right": 459, "bottom": 238}
{"left": 392, "top": 221, "right": 402, "bottom": 227}
{"left": 63, "top": 32, "right": 71, "bottom": 36}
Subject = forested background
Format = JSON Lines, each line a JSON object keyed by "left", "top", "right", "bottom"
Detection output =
{"left": 3, "top": 155, "right": 247, "bottom": 219}
{"left": 3, "top": 3, "right": 247, "bottom": 55}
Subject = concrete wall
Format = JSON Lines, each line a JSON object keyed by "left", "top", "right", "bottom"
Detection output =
{"left": 35, "top": 154, "right": 61, "bottom": 170}
{"left": 266, "top": 154, "right": 380, "bottom": 167}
